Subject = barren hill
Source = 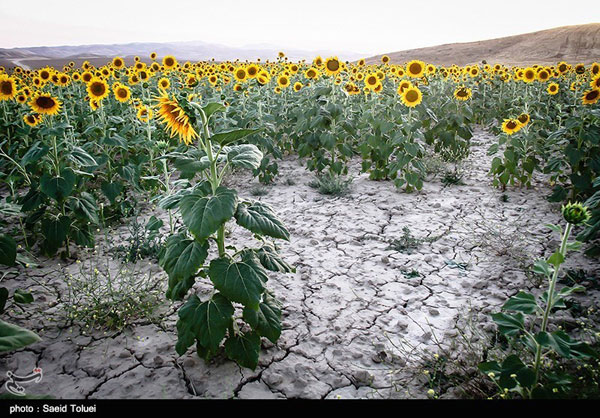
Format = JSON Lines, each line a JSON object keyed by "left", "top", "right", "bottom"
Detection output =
{"left": 365, "top": 23, "right": 600, "bottom": 66}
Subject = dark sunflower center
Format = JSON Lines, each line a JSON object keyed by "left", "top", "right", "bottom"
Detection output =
{"left": 91, "top": 82, "right": 106, "bottom": 96}
{"left": 117, "top": 88, "right": 128, "bottom": 98}
{"left": 507, "top": 121, "right": 517, "bottom": 129}
{"left": 327, "top": 60, "right": 339, "bottom": 71}
{"left": 586, "top": 90, "right": 599, "bottom": 100}
{"left": 409, "top": 63, "right": 422, "bottom": 74}
{"left": 36, "top": 96, "right": 55, "bottom": 109}
{"left": 0, "top": 81, "right": 13, "bottom": 95}
{"left": 165, "top": 58, "right": 174, "bottom": 66}
{"left": 405, "top": 90, "right": 418, "bottom": 102}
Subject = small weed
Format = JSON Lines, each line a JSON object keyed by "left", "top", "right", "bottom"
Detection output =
{"left": 110, "top": 215, "right": 164, "bottom": 262}
{"left": 387, "top": 226, "right": 445, "bottom": 254}
{"left": 250, "top": 185, "right": 270, "bottom": 196}
{"left": 441, "top": 172, "right": 465, "bottom": 188}
{"left": 402, "top": 269, "right": 421, "bottom": 279}
{"left": 308, "top": 173, "right": 352, "bottom": 196}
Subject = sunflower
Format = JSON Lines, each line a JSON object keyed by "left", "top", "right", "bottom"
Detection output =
{"left": 0, "top": 75, "right": 17, "bottom": 100}
{"left": 234, "top": 66, "right": 247, "bottom": 82}
{"left": 313, "top": 56, "right": 324, "bottom": 67}
{"left": 163, "top": 55, "right": 178, "bottom": 70}
{"left": 517, "top": 113, "right": 530, "bottom": 127}
{"left": 324, "top": 57, "right": 342, "bottom": 76}
{"left": 113, "top": 84, "right": 131, "bottom": 103}
{"left": 158, "top": 77, "right": 171, "bottom": 90}
{"left": 501, "top": 119, "right": 521, "bottom": 135}
{"left": 381, "top": 55, "right": 390, "bottom": 65}
{"left": 112, "top": 56, "right": 125, "bottom": 69}
{"left": 277, "top": 75, "right": 290, "bottom": 88}
{"left": 81, "top": 71, "right": 93, "bottom": 83}
{"left": 589, "top": 75, "right": 600, "bottom": 90}
{"left": 29, "top": 93, "right": 61, "bottom": 115}
{"left": 23, "top": 113, "right": 42, "bottom": 127}
{"left": 150, "top": 52, "right": 157, "bottom": 60}
{"left": 357, "top": 58, "right": 365, "bottom": 67}
{"left": 522, "top": 67, "right": 536, "bottom": 83}
{"left": 155, "top": 94, "right": 198, "bottom": 145}
{"left": 406, "top": 60, "right": 425, "bottom": 78}
{"left": 16, "top": 93, "right": 27, "bottom": 104}
{"left": 364, "top": 73, "right": 379, "bottom": 90}
{"left": 305, "top": 67, "right": 319, "bottom": 79}
{"left": 582, "top": 89, "right": 600, "bottom": 105}
{"left": 87, "top": 77, "right": 110, "bottom": 101}
{"left": 453, "top": 85, "right": 472, "bottom": 101}
{"left": 547, "top": 82, "right": 559, "bottom": 95}
{"left": 89, "top": 99, "right": 101, "bottom": 111}
{"left": 136, "top": 105, "right": 153, "bottom": 122}
{"left": 400, "top": 86, "right": 422, "bottom": 107}
{"left": 293, "top": 82, "right": 303, "bottom": 92}
{"left": 233, "top": 83, "right": 243, "bottom": 92}
{"left": 39, "top": 68, "right": 52, "bottom": 81}
{"left": 397, "top": 80, "right": 412, "bottom": 95}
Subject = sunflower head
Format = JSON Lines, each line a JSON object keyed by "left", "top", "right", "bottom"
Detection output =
{"left": 582, "top": 89, "right": 600, "bottom": 105}
{"left": 501, "top": 118, "right": 521, "bottom": 135}
{"left": 401, "top": 86, "right": 423, "bottom": 107}
{"left": 87, "top": 77, "right": 110, "bottom": 101}
{"left": 155, "top": 93, "right": 198, "bottom": 145}
{"left": 29, "top": 93, "right": 62, "bottom": 115}
{"left": 562, "top": 202, "right": 591, "bottom": 225}
{"left": 324, "top": 57, "right": 342, "bottom": 76}
{"left": 0, "top": 75, "right": 17, "bottom": 101}
{"left": 453, "top": 86, "right": 472, "bottom": 101}
{"left": 406, "top": 60, "right": 425, "bottom": 78}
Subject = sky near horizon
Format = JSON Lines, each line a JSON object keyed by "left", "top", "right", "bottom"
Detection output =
{"left": 0, "top": 0, "right": 597, "bottom": 55}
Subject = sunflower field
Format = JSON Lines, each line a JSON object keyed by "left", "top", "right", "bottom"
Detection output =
{"left": 1, "top": 53, "right": 600, "bottom": 397}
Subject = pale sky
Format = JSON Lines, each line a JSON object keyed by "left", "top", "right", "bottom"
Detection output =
{"left": 0, "top": 0, "right": 597, "bottom": 55}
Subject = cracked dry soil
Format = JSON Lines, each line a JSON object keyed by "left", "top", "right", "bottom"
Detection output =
{"left": 1, "top": 126, "right": 599, "bottom": 399}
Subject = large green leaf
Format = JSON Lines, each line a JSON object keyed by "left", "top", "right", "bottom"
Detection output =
{"left": 41, "top": 216, "right": 71, "bottom": 254}
{"left": 235, "top": 201, "right": 289, "bottom": 240}
{"left": 0, "top": 319, "right": 40, "bottom": 353}
{"left": 208, "top": 254, "right": 268, "bottom": 310}
{"left": 159, "top": 234, "right": 209, "bottom": 300}
{"left": 179, "top": 187, "right": 238, "bottom": 240}
{"left": 243, "top": 293, "right": 282, "bottom": 343}
{"left": 68, "top": 192, "right": 99, "bottom": 224}
{"left": 227, "top": 144, "right": 263, "bottom": 170}
{"left": 40, "top": 168, "right": 76, "bottom": 202}
{"left": 175, "top": 293, "right": 234, "bottom": 355}
{"left": 0, "top": 234, "right": 17, "bottom": 267}
{"left": 69, "top": 146, "right": 97, "bottom": 167}
{"left": 224, "top": 331, "right": 261, "bottom": 370}
{"left": 256, "top": 244, "right": 295, "bottom": 273}
{"left": 101, "top": 181, "right": 123, "bottom": 205}
{"left": 502, "top": 291, "right": 538, "bottom": 314}
{"left": 202, "top": 102, "right": 226, "bottom": 120}
{"left": 491, "top": 312, "right": 524, "bottom": 336}
{"left": 211, "top": 129, "right": 261, "bottom": 146}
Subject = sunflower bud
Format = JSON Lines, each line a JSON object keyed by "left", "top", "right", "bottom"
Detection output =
{"left": 561, "top": 202, "right": 591, "bottom": 225}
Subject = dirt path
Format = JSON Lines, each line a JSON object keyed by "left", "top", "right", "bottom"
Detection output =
{"left": 1, "top": 126, "right": 598, "bottom": 399}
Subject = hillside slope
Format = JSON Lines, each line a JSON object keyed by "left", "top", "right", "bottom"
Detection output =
{"left": 365, "top": 23, "right": 600, "bottom": 66}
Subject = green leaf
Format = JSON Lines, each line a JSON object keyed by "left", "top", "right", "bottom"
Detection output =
{"left": 256, "top": 244, "right": 295, "bottom": 273}
{"left": 0, "top": 234, "right": 17, "bottom": 267}
{"left": 0, "top": 287, "right": 8, "bottom": 314}
{"left": 224, "top": 331, "right": 261, "bottom": 370}
{"left": 211, "top": 129, "right": 262, "bottom": 146}
{"left": 502, "top": 291, "right": 539, "bottom": 314}
{"left": 145, "top": 216, "right": 163, "bottom": 231}
{"left": 68, "top": 192, "right": 99, "bottom": 224}
{"left": 175, "top": 294, "right": 234, "bottom": 355}
{"left": 13, "top": 289, "right": 33, "bottom": 304}
{"left": 202, "top": 102, "right": 226, "bottom": 120}
{"left": 0, "top": 319, "right": 40, "bottom": 353}
{"left": 535, "top": 331, "right": 572, "bottom": 358}
{"left": 40, "top": 168, "right": 76, "bottom": 202}
{"left": 227, "top": 144, "right": 263, "bottom": 170}
{"left": 179, "top": 187, "right": 238, "bottom": 240}
{"left": 41, "top": 216, "right": 71, "bottom": 254}
{"left": 159, "top": 234, "right": 209, "bottom": 300}
{"left": 101, "top": 181, "right": 123, "bottom": 205}
{"left": 491, "top": 312, "right": 525, "bottom": 336}
{"left": 20, "top": 141, "right": 49, "bottom": 166}
{"left": 547, "top": 251, "right": 565, "bottom": 267}
{"left": 533, "top": 259, "right": 553, "bottom": 277}
{"left": 235, "top": 201, "right": 289, "bottom": 240}
{"left": 208, "top": 253, "right": 268, "bottom": 310}
{"left": 243, "top": 293, "right": 282, "bottom": 343}
{"left": 69, "top": 146, "right": 97, "bottom": 167}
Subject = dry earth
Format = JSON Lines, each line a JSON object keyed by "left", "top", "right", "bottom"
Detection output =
{"left": 1, "top": 127, "right": 599, "bottom": 399}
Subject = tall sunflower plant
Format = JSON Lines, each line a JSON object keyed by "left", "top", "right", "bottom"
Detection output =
{"left": 155, "top": 93, "right": 294, "bottom": 370}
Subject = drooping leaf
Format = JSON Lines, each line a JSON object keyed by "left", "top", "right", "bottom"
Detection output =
{"left": 41, "top": 216, "right": 71, "bottom": 254}
{"left": 13, "top": 289, "right": 33, "bottom": 304}
{"left": 0, "top": 319, "right": 40, "bottom": 353}
{"left": 175, "top": 293, "right": 234, "bottom": 356}
{"left": 224, "top": 331, "right": 261, "bottom": 370}
{"left": 159, "top": 234, "right": 209, "bottom": 300}
{"left": 243, "top": 293, "right": 282, "bottom": 343}
{"left": 491, "top": 312, "right": 525, "bottom": 336}
{"left": 179, "top": 187, "right": 238, "bottom": 240}
{"left": 40, "top": 168, "right": 76, "bottom": 202}
{"left": 256, "top": 243, "right": 295, "bottom": 273}
{"left": 101, "top": 181, "right": 123, "bottom": 205}
{"left": 0, "top": 234, "right": 17, "bottom": 267}
{"left": 211, "top": 129, "right": 261, "bottom": 146}
{"left": 235, "top": 201, "right": 289, "bottom": 240}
